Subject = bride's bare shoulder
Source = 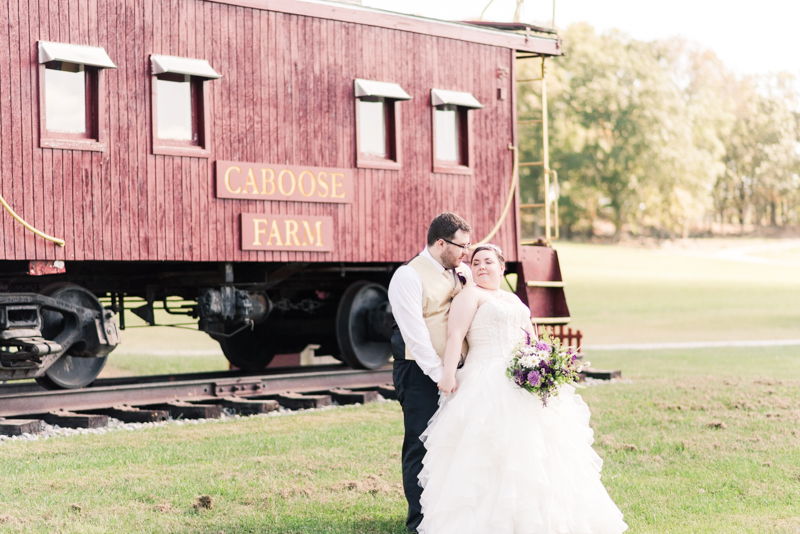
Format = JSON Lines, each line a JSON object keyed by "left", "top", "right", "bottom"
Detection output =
{"left": 455, "top": 285, "right": 482, "bottom": 300}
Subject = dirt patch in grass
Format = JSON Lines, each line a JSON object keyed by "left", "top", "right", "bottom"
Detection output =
{"left": 331, "top": 475, "right": 401, "bottom": 495}
{"left": 194, "top": 495, "right": 213, "bottom": 510}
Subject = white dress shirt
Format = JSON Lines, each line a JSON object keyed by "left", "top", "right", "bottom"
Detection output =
{"left": 388, "top": 247, "right": 470, "bottom": 383}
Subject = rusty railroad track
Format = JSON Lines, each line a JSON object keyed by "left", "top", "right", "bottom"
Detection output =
{"left": 0, "top": 364, "right": 395, "bottom": 437}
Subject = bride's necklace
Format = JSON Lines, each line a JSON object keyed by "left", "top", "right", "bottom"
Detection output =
{"left": 481, "top": 287, "right": 504, "bottom": 299}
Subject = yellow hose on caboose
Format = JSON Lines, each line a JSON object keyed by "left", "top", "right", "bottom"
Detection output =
{"left": 471, "top": 144, "right": 518, "bottom": 248}
{"left": 0, "top": 191, "right": 66, "bottom": 247}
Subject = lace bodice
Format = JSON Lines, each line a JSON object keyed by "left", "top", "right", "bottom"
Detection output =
{"left": 464, "top": 298, "right": 531, "bottom": 365}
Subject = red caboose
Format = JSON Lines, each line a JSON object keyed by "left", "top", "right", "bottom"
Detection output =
{"left": 0, "top": 0, "right": 564, "bottom": 388}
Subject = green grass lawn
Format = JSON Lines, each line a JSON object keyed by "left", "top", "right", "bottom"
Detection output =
{"left": 2, "top": 347, "right": 800, "bottom": 533}
{"left": 553, "top": 241, "right": 800, "bottom": 344}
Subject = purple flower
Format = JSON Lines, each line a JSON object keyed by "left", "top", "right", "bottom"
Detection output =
{"left": 527, "top": 370, "right": 541, "bottom": 386}
{"left": 456, "top": 272, "right": 467, "bottom": 286}
{"left": 536, "top": 341, "right": 549, "bottom": 351}
{"left": 571, "top": 354, "right": 577, "bottom": 364}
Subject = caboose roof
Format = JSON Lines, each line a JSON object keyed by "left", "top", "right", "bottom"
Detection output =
{"left": 211, "top": 0, "right": 562, "bottom": 56}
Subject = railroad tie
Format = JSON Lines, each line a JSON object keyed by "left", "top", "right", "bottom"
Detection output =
{"left": 345, "top": 384, "right": 396, "bottom": 400}
{"left": 0, "top": 418, "right": 44, "bottom": 436}
{"left": 266, "top": 393, "right": 332, "bottom": 410}
{"left": 194, "top": 397, "right": 280, "bottom": 415}
{"left": 324, "top": 389, "right": 380, "bottom": 405}
{"left": 40, "top": 410, "right": 109, "bottom": 429}
{"left": 85, "top": 405, "right": 169, "bottom": 423}
{"left": 582, "top": 369, "right": 622, "bottom": 380}
{"left": 218, "top": 397, "right": 279, "bottom": 415}
{"left": 376, "top": 385, "right": 397, "bottom": 400}
{"left": 143, "top": 401, "right": 222, "bottom": 420}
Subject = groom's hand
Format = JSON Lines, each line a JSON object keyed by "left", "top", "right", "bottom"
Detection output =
{"left": 437, "top": 375, "right": 458, "bottom": 396}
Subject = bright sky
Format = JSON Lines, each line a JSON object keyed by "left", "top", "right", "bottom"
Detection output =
{"left": 360, "top": 0, "right": 800, "bottom": 77}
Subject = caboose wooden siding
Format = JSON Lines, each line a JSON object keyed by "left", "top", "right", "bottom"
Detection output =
{"left": 0, "top": 0, "right": 547, "bottom": 265}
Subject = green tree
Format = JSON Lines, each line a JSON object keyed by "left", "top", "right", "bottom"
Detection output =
{"left": 517, "top": 24, "right": 799, "bottom": 239}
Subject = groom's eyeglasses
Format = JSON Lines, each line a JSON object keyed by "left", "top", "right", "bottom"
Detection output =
{"left": 442, "top": 238, "right": 471, "bottom": 252}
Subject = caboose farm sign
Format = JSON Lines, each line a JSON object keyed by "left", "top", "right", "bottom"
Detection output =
{"left": 241, "top": 214, "right": 334, "bottom": 252}
{"left": 217, "top": 161, "right": 346, "bottom": 252}
{"left": 216, "top": 161, "right": 353, "bottom": 203}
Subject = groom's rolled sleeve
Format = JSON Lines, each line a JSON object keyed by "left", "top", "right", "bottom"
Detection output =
{"left": 388, "top": 266, "right": 444, "bottom": 383}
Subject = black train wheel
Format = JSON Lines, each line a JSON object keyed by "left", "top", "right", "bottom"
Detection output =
{"left": 336, "top": 281, "right": 392, "bottom": 370}
{"left": 211, "top": 322, "right": 322, "bottom": 372}
{"left": 36, "top": 283, "right": 109, "bottom": 390}
{"left": 212, "top": 322, "right": 277, "bottom": 372}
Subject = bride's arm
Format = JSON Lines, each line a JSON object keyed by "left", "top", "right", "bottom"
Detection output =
{"left": 438, "top": 288, "right": 480, "bottom": 395}
{"left": 509, "top": 293, "right": 536, "bottom": 339}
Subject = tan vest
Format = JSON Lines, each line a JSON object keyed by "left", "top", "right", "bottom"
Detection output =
{"left": 405, "top": 255, "right": 470, "bottom": 363}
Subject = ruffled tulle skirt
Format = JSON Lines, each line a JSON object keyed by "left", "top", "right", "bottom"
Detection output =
{"left": 418, "top": 358, "right": 628, "bottom": 534}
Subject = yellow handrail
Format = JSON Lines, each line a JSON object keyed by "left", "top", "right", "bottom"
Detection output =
{"left": 471, "top": 144, "right": 518, "bottom": 248}
{"left": 0, "top": 191, "right": 66, "bottom": 247}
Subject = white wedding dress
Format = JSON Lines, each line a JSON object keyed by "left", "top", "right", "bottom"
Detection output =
{"left": 418, "top": 298, "right": 628, "bottom": 534}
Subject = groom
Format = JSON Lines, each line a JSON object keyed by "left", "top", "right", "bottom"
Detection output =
{"left": 388, "top": 212, "right": 472, "bottom": 533}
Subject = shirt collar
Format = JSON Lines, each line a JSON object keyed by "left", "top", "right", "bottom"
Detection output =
{"left": 420, "top": 247, "right": 448, "bottom": 274}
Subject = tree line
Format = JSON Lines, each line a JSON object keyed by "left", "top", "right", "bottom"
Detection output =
{"left": 517, "top": 24, "right": 800, "bottom": 239}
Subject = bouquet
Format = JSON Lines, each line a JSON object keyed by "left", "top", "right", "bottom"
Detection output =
{"left": 506, "top": 328, "right": 587, "bottom": 406}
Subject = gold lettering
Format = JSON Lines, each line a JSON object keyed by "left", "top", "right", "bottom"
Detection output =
{"left": 243, "top": 168, "right": 259, "bottom": 194}
{"left": 267, "top": 220, "right": 283, "bottom": 246}
{"left": 331, "top": 173, "right": 346, "bottom": 198}
{"left": 260, "top": 168, "right": 276, "bottom": 195}
{"left": 252, "top": 218, "right": 269, "bottom": 246}
{"left": 317, "top": 171, "right": 330, "bottom": 197}
{"left": 224, "top": 166, "right": 242, "bottom": 194}
{"left": 298, "top": 170, "right": 316, "bottom": 197}
{"left": 285, "top": 219, "right": 301, "bottom": 246}
{"left": 302, "top": 220, "right": 324, "bottom": 247}
{"left": 278, "top": 169, "right": 297, "bottom": 197}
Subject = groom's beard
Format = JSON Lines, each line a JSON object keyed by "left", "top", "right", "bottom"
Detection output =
{"left": 440, "top": 248, "right": 463, "bottom": 270}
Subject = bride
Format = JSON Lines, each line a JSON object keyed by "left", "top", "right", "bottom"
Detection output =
{"left": 417, "top": 244, "right": 628, "bottom": 534}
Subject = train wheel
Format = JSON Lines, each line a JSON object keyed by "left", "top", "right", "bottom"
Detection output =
{"left": 212, "top": 322, "right": 273, "bottom": 372}
{"left": 36, "top": 283, "right": 109, "bottom": 390}
{"left": 336, "top": 281, "right": 393, "bottom": 370}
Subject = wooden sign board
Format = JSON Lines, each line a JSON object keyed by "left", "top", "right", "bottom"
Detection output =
{"left": 241, "top": 213, "right": 334, "bottom": 252}
{"left": 217, "top": 161, "right": 353, "bottom": 203}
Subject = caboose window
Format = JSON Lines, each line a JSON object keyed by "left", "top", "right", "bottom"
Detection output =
{"left": 431, "top": 89, "right": 483, "bottom": 175}
{"left": 155, "top": 74, "right": 198, "bottom": 143}
{"left": 357, "top": 98, "right": 387, "bottom": 157}
{"left": 150, "top": 55, "right": 221, "bottom": 158}
{"left": 354, "top": 79, "right": 411, "bottom": 170}
{"left": 44, "top": 62, "right": 88, "bottom": 134}
{"left": 434, "top": 105, "right": 462, "bottom": 163}
{"left": 38, "top": 41, "right": 116, "bottom": 151}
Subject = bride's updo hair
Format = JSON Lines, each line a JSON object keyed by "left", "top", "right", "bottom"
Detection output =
{"left": 471, "top": 244, "right": 505, "bottom": 268}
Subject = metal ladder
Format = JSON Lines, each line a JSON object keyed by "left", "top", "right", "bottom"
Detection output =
{"left": 517, "top": 56, "right": 559, "bottom": 243}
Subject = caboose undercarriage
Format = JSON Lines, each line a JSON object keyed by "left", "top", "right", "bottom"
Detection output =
{"left": 0, "top": 260, "right": 409, "bottom": 388}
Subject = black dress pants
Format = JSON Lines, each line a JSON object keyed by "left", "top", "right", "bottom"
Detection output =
{"left": 393, "top": 358, "right": 440, "bottom": 533}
